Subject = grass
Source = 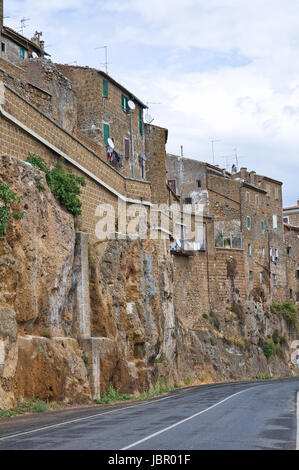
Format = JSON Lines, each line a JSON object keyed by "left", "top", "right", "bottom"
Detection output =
{"left": 40, "top": 330, "right": 53, "bottom": 339}
{"left": 94, "top": 379, "right": 180, "bottom": 405}
{"left": 256, "top": 374, "right": 271, "bottom": 380}
{"left": 0, "top": 399, "right": 50, "bottom": 418}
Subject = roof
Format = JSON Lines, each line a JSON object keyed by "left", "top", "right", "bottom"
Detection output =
{"left": 57, "top": 64, "right": 147, "bottom": 109}
{"left": 283, "top": 205, "right": 299, "bottom": 211}
{"left": 242, "top": 181, "right": 267, "bottom": 194}
{"left": 2, "top": 26, "right": 50, "bottom": 56}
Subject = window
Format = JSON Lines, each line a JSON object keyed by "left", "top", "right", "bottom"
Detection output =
{"left": 168, "top": 179, "right": 176, "bottom": 193}
{"left": 139, "top": 108, "right": 143, "bottom": 135}
{"left": 283, "top": 216, "right": 289, "bottom": 224}
{"left": 249, "top": 271, "right": 253, "bottom": 281}
{"left": 20, "top": 47, "right": 25, "bottom": 58}
{"left": 275, "top": 248, "right": 279, "bottom": 259}
{"left": 270, "top": 247, "right": 273, "bottom": 257}
{"left": 255, "top": 194, "right": 259, "bottom": 205}
{"left": 266, "top": 184, "right": 271, "bottom": 196}
{"left": 272, "top": 274, "right": 277, "bottom": 286}
{"left": 296, "top": 269, "right": 299, "bottom": 280}
{"left": 274, "top": 187, "right": 279, "bottom": 200}
{"left": 247, "top": 216, "right": 251, "bottom": 229}
{"left": 124, "top": 138, "right": 130, "bottom": 160}
{"left": 103, "top": 123, "right": 110, "bottom": 146}
{"left": 197, "top": 180, "right": 202, "bottom": 188}
{"left": 121, "top": 94, "right": 129, "bottom": 113}
{"left": 273, "top": 214, "right": 278, "bottom": 229}
{"left": 1, "top": 43, "right": 5, "bottom": 53}
{"left": 184, "top": 198, "right": 192, "bottom": 205}
{"left": 246, "top": 192, "right": 250, "bottom": 202}
{"left": 262, "top": 247, "right": 265, "bottom": 258}
{"left": 289, "top": 289, "right": 293, "bottom": 299}
{"left": 103, "top": 79, "right": 108, "bottom": 98}
{"left": 261, "top": 220, "right": 265, "bottom": 233}
{"left": 287, "top": 246, "right": 292, "bottom": 256}
{"left": 260, "top": 272, "right": 264, "bottom": 284}
{"left": 248, "top": 244, "right": 252, "bottom": 256}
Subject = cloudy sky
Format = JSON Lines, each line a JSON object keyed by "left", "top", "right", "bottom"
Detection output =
{"left": 4, "top": 0, "right": 299, "bottom": 205}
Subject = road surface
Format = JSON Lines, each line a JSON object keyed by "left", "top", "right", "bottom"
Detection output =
{"left": 0, "top": 378, "right": 298, "bottom": 450}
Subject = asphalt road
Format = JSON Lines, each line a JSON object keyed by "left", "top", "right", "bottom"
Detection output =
{"left": 0, "top": 378, "right": 298, "bottom": 450}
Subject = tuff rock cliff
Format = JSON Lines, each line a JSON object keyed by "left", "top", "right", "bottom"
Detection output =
{"left": 0, "top": 155, "right": 297, "bottom": 409}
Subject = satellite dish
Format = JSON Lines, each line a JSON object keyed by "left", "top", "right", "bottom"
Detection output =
{"left": 107, "top": 138, "right": 114, "bottom": 149}
{"left": 128, "top": 100, "right": 135, "bottom": 110}
{"left": 145, "top": 113, "right": 153, "bottom": 123}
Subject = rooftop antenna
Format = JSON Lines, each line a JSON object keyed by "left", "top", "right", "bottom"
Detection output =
{"left": 95, "top": 45, "right": 111, "bottom": 74}
{"left": 233, "top": 148, "right": 239, "bottom": 168}
{"left": 144, "top": 101, "right": 161, "bottom": 124}
{"left": 19, "top": 17, "right": 30, "bottom": 35}
{"left": 210, "top": 139, "right": 221, "bottom": 165}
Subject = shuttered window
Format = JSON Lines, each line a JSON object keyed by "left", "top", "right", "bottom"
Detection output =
{"left": 20, "top": 47, "right": 25, "bottom": 58}
{"left": 103, "top": 123, "right": 110, "bottom": 146}
{"left": 261, "top": 220, "right": 264, "bottom": 232}
{"left": 124, "top": 138, "right": 130, "bottom": 159}
{"left": 122, "top": 94, "right": 129, "bottom": 113}
{"left": 247, "top": 216, "right": 251, "bottom": 229}
{"left": 139, "top": 108, "right": 143, "bottom": 135}
{"left": 103, "top": 79, "right": 108, "bottom": 98}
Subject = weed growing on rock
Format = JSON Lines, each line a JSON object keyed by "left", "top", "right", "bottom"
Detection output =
{"left": 0, "top": 183, "right": 24, "bottom": 237}
{"left": 27, "top": 154, "right": 86, "bottom": 217}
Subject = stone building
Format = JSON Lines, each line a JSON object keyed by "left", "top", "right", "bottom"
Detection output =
{"left": 56, "top": 64, "right": 147, "bottom": 180}
{"left": 283, "top": 200, "right": 299, "bottom": 227}
{"left": 166, "top": 154, "right": 298, "bottom": 306}
{"left": 0, "top": 1, "right": 47, "bottom": 61}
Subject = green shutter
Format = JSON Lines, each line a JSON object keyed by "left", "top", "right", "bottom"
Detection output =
{"left": 261, "top": 221, "right": 264, "bottom": 232}
{"left": 20, "top": 47, "right": 25, "bottom": 58}
{"left": 103, "top": 79, "right": 108, "bottom": 98}
{"left": 103, "top": 123, "right": 110, "bottom": 146}
{"left": 122, "top": 94, "right": 130, "bottom": 113}
{"left": 247, "top": 216, "right": 251, "bottom": 228}
{"left": 139, "top": 108, "right": 143, "bottom": 135}
{"left": 121, "top": 94, "right": 126, "bottom": 112}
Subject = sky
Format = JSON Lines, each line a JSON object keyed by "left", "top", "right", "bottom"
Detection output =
{"left": 4, "top": 0, "right": 299, "bottom": 205}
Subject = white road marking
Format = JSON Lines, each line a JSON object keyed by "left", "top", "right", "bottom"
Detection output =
{"left": 0, "top": 396, "right": 173, "bottom": 443}
{"left": 121, "top": 386, "right": 259, "bottom": 450}
{"left": 297, "top": 391, "right": 299, "bottom": 451}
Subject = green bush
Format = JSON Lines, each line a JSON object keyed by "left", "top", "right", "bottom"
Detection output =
{"left": 26, "top": 154, "right": 86, "bottom": 217}
{"left": 270, "top": 302, "right": 298, "bottom": 328}
{"left": 262, "top": 338, "right": 282, "bottom": 359}
{"left": 0, "top": 183, "right": 24, "bottom": 238}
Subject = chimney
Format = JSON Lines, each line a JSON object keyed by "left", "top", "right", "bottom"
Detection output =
{"left": 249, "top": 171, "right": 256, "bottom": 184}
{"left": 240, "top": 167, "right": 247, "bottom": 180}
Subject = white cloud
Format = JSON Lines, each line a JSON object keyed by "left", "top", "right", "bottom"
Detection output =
{"left": 4, "top": 0, "right": 299, "bottom": 204}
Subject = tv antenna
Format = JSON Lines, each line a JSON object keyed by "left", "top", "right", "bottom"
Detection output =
{"left": 145, "top": 101, "right": 161, "bottom": 124}
{"left": 95, "top": 45, "right": 111, "bottom": 74}
{"left": 19, "top": 17, "right": 30, "bottom": 35}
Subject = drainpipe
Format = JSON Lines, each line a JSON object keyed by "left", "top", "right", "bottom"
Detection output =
{"left": 205, "top": 221, "right": 211, "bottom": 311}
{"left": 130, "top": 110, "right": 135, "bottom": 178}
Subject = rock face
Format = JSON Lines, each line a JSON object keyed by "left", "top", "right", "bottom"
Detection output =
{"left": 0, "top": 155, "right": 297, "bottom": 409}
{"left": 0, "top": 155, "right": 90, "bottom": 407}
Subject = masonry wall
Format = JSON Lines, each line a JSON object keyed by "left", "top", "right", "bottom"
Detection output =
{"left": 56, "top": 65, "right": 146, "bottom": 180}
{"left": 0, "top": 72, "right": 151, "bottom": 240}
{"left": 145, "top": 124, "right": 169, "bottom": 205}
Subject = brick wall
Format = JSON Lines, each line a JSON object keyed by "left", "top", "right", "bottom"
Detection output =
{"left": 0, "top": 73, "right": 151, "bottom": 240}
{"left": 56, "top": 65, "right": 146, "bottom": 180}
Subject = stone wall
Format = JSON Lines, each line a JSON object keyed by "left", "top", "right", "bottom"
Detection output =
{"left": 56, "top": 65, "right": 146, "bottom": 180}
